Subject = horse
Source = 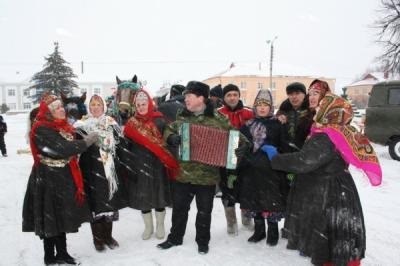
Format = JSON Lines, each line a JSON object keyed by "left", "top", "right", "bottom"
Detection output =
{"left": 61, "top": 92, "right": 87, "bottom": 125}
{"left": 113, "top": 75, "right": 141, "bottom": 125}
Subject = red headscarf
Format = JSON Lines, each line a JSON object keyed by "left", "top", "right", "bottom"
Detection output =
{"left": 123, "top": 89, "right": 179, "bottom": 179}
{"left": 30, "top": 94, "right": 85, "bottom": 204}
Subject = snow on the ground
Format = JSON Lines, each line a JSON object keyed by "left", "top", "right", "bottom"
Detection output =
{"left": 1, "top": 113, "right": 399, "bottom": 266}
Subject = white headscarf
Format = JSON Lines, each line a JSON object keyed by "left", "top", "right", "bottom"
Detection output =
{"left": 75, "top": 95, "right": 121, "bottom": 200}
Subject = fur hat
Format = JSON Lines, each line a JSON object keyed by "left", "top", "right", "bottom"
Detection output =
{"left": 223, "top": 84, "right": 240, "bottom": 97}
{"left": 286, "top": 82, "right": 306, "bottom": 95}
{"left": 210, "top": 84, "right": 223, "bottom": 99}
{"left": 184, "top": 81, "right": 210, "bottom": 99}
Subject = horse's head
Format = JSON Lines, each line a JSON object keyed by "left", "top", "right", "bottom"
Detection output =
{"left": 116, "top": 75, "right": 141, "bottom": 114}
{"left": 61, "top": 92, "right": 87, "bottom": 124}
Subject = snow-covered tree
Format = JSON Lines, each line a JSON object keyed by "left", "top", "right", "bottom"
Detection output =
{"left": 374, "top": 0, "right": 400, "bottom": 74}
{"left": 29, "top": 42, "right": 78, "bottom": 103}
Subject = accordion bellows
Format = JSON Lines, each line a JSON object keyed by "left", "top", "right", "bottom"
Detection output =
{"left": 179, "top": 123, "right": 239, "bottom": 169}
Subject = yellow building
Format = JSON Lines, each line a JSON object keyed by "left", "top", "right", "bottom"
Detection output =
{"left": 203, "top": 63, "right": 335, "bottom": 108}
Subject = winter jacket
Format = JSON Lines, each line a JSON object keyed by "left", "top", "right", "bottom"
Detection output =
{"left": 276, "top": 98, "right": 313, "bottom": 152}
{"left": 164, "top": 100, "right": 245, "bottom": 186}
{"left": 157, "top": 95, "right": 185, "bottom": 122}
{"left": 237, "top": 117, "right": 288, "bottom": 212}
{"left": 22, "top": 126, "right": 90, "bottom": 238}
{"left": 218, "top": 100, "right": 254, "bottom": 129}
{"left": 79, "top": 126, "right": 127, "bottom": 216}
{"left": 271, "top": 133, "right": 365, "bottom": 266}
{"left": 0, "top": 120, "right": 7, "bottom": 134}
{"left": 118, "top": 117, "right": 172, "bottom": 210}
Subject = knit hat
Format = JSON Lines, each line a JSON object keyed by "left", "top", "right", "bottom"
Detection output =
{"left": 253, "top": 89, "right": 274, "bottom": 116}
{"left": 286, "top": 82, "right": 306, "bottom": 95}
{"left": 223, "top": 84, "right": 240, "bottom": 97}
{"left": 183, "top": 81, "right": 210, "bottom": 99}
{"left": 253, "top": 89, "right": 273, "bottom": 107}
{"left": 210, "top": 84, "right": 223, "bottom": 99}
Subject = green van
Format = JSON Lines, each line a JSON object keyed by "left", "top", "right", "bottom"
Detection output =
{"left": 365, "top": 80, "right": 400, "bottom": 160}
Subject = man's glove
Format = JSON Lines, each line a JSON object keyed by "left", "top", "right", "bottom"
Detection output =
{"left": 234, "top": 145, "right": 249, "bottom": 158}
{"left": 84, "top": 132, "right": 99, "bottom": 147}
{"left": 167, "top": 134, "right": 181, "bottom": 147}
{"left": 261, "top": 144, "right": 278, "bottom": 161}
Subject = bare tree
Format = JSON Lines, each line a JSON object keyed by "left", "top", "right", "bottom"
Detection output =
{"left": 374, "top": 0, "right": 400, "bottom": 74}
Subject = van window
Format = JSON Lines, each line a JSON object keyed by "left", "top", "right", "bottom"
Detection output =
{"left": 388, "top": 88, "right": 400, "bottom": 105}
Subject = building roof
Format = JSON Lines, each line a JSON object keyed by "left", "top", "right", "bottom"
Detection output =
{"left": 206, "top": 62, "right": 333, "bottom": 80}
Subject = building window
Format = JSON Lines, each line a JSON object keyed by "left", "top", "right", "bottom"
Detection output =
{"left": 8, "top": 89, "right": 15, "bottom": 96}
{"left": 93, "top": 88, "right": 101, "bottom": 95}
{"left": 257, "top": 82, "right": 264, "bottom": 90}
{"left": 23, "top": 103, "right": 31, "bottom": 109}
{"left": 8, "top": 103, "right": 16, "bottom": 110}
{"left": 240, "top": 81, "right": 247, "bottom": 89}
{"left": 81, "top": 88, "right": 87, "bottom": 94}
{"left": 272, "top": 82, "right": 276, "bottom": 90}
{"left": 23, "top": 89, "right": 30, "bottom": 96}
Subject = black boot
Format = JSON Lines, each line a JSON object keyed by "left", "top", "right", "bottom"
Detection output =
{"left": 43, "top": 237, "right": 57, "bottom": 265}
{"left": 103, "top": 221, "right": 119, "bottom": 249}
{"left": 90, "top": 222, "right": 106, "bottom": 251}
{"left": 55, "top": 233, "right": 77, "bottom": 265}
{"left": 266, "top": 221, "right": 279, "bottom": 246}
{"left": 157, "top": 240, "right": 179, "bottom": 250}
{"left": 198, "top": 244, "right": 209, "bottom": 254}
{"left": 248, "top": 216, "right": 266, "bottom": 243}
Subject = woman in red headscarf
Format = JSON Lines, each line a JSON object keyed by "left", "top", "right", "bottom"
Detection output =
{"left": 118, "top": 89, "right": 179, "bottom": 241}
{"left": 22, "top": 94, "right": 98, "bottom": 265}
{"left": 271, "top": 80, "right": 382, "bottom": 266}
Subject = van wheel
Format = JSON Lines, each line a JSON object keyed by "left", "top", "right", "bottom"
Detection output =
{"left": 389, "top": 137, "right": 400, "bottom": 161}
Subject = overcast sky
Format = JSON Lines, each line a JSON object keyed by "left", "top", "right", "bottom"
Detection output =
{"left": 0, "top": 0, "right": 383, "bottom": 93}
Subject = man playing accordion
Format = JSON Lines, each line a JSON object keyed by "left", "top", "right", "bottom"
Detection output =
{"left": 157, "top": 81, "right": 249, "bottom": 255}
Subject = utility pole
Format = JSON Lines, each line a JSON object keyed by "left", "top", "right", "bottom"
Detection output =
{"left": 266, "top": 36, "right": 278, "bottom": 91}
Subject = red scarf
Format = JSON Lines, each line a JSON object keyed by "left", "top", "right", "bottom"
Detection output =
{"left": 124, "top": 90, "right": 179, "bottom": 179}
{"left": 30, "top": 101, "right": 85, "bottom": 205}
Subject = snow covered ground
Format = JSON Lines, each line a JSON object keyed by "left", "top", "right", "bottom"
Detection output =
{"left": 1, "top": 114, "right": 399, "bottom": 266}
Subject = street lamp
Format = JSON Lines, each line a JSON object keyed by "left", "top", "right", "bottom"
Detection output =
{"left": 266, "top": 36, "right": 278, "bottom": 91}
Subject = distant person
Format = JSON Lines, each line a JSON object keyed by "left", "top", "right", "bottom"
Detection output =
{"left": 157, "top": 84, "right": 185, "bottom": 122}
{"left": 276, "top": 82, "right": 313, "bottom": 152}
{"left": 210, "top": 84, "right": 223, "bottom": 108}
{"left": 0, "top": 115, "right": 7, "bottom": 157}
{"left": 217, "top": 84, "right": 254, "bottom": 235}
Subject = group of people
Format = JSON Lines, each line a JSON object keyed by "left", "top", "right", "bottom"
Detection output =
{"left": 22, "top": 78, "right": 382, "bottom": 266}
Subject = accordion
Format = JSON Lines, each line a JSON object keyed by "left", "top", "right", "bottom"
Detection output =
{"left": 179, "top": 123, "right": 239, "bottom": 169}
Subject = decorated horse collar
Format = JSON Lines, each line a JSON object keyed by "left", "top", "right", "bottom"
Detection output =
{"left": 118, "top": 81, "right": 141, "bottom": 90}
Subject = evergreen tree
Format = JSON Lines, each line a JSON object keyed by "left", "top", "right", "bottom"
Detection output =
{"left": 0, "top": 103, "right": 9, "bottom": 114}
{"left": 29, "top": 42, "right": 78, "bottom": 103}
